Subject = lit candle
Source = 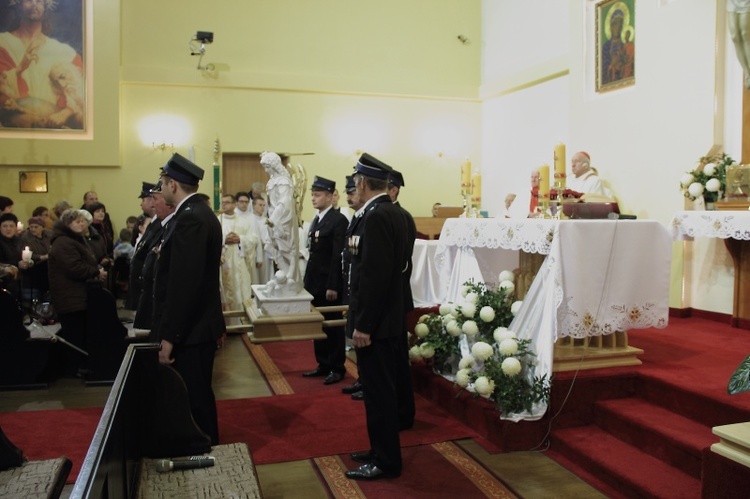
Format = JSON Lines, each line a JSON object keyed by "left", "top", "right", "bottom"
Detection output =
{"left": 554, "top": 143, "right": 566, "bottom": 188}
{"left": 538, "top": 165, "right": 550, "bottom": 199}
{"left": 461, "top": 159, "right": 472, "bottom": 192}
{"left": 16, "top": 221, "right": 23, "bottom": 232}
{"left": 22, "top": 246, "right": 32, "bottom": 262}
{"left": 471, "top": 170, "right": 482, "bottom": 206}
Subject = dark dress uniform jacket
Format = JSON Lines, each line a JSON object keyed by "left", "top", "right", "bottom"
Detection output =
{"left": 349, "top": 195, "right": 407, "bottom": 339}
{"left": 395, "top": 201, "right": 416, "bottom": 317}
{"left": 303, "top": 209, "right": 348, "bottom": 298}
{"left": 126, "top": 217, "right": 162, "bottom": 310}
{"left": 152, "top": 195, "right": 224, "bottom": 346}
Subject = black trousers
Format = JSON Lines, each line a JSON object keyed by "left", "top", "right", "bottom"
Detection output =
{"left": 171, "top": 341, "right": 219, "bottom": 445}
{"left": 311, "top": 294, "right": 345, "bottom": 374}
{"left": 358, "top": 335, "right": 402, "bottom": 473}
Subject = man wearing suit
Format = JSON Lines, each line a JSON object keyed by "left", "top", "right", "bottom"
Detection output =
{"left": 345, "top": 153, "right": 408, "bottom": 481}
{"left": 302, "top": 176, "right": 349, "bottom": 385}
{"left": 387, "top": 170, "right": 417, "bottom": 431}
{"left": 151, "top": 153, "right": 225, "bottom": 445}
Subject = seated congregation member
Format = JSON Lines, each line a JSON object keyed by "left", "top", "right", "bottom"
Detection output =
{"left": 0, "top": 213, "right": 21, "bottom": 298}
{"left": 48, "top": 209, "right": 107, "bottom": 376}
{"left": 217, "top": 194, "right": 257, "bottom": 324}
{"left": 20, "top": 216, "right": 52, "bottom": 301}
{"left": 301, "top": 176, "right": 348, "bottom": 385}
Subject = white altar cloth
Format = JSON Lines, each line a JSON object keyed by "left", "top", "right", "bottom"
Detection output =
{"left": 419, "top": 218, "right": 672, "bottom": 421}
{"left": 671, "top": 210, "right": 750, "bottom": 241}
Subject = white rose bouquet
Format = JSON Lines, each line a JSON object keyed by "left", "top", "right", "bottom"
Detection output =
{"left": 680, "top": 153, "right": 734, "bottom": 204}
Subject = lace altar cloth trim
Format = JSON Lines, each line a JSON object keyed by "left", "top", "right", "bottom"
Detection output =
{"left": 439, "top": 218, "right": 557, "bottom": 254}
{"left": 671, "top": 211, "right": 750, "bottom": 240}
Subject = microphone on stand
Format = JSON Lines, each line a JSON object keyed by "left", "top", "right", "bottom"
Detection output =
{"left": 155, "top": 456, "right": 216, "bottom": 472}
{"left": 608, "top": 212, "right": 637, "bottom": 220}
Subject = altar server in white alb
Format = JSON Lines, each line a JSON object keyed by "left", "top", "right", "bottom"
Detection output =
{"left": 218, "top": 194, "right": 258, "bottom": 323}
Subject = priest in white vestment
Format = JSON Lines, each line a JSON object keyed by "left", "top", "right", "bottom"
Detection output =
{"left": 567, "top": 151, "right": 613, "bottom": 199}
{"left": 218, "top": 194, "right": 258, "bottom": 324}
{"left": 250, "top": 197, "right": 274, "bottom": 284}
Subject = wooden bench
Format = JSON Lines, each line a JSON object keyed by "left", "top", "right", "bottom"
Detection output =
{"left": 71, "top": 344, "right": 261, "bottom": 498}
{"left": 0, "top": 425, "right": 71, "bottom": 499}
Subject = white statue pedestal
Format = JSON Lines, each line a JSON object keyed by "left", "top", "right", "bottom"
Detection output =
{"left": 245, "top": 285, "right": 325, "bottom": 343}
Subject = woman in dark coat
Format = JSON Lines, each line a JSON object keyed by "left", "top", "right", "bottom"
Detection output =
{"left": 48, "top": 209, "right": 107, "bottom": 376}
{"left": 0, "top": 212, "right": 22, "bottom": 299}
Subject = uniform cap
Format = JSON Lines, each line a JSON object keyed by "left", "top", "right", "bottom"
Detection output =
{"left": 311, "top": 176, "right": 336, "bottom": 192}
{"left": 345, "top": 175, "right": 356, "bottom": 193}
{"left": 139, "top": 181, "right": 156, "bottom": 198}
{"left": 353, "top": 153, "right": 393, "bottom": 180}
{"left": 388, "top": 170, "right": 405, "bottom": 188}
{"left": 160, "top": 153, "right": 204, "bottom": 186}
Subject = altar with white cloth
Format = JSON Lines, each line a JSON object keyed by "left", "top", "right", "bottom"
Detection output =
{"left": 409, "top": 218, "right": 672, "bottom": 420}
{"left": 671, "top": 210, "right": 750, "bottom": 328}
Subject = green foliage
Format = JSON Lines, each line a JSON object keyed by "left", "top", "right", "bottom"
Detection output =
{"left": 454, "top": 279, "right": 515, "bottom": 343}
{"left": 417, "top": 314, "right": 461, "bottom": 373}
{"left": 728, "top": 354, "right": 750, "bottom": 395}
{"left": 467, "top": 339, "right": 552, "bottom": 415}
{"left": 681, "top": 153, "right": 734, "bottom": 203}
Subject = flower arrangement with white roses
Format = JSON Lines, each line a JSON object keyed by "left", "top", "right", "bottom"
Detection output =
{"left": 680, "top": 153, "right": 734, "bottom": 204}
{"left": 455, "top": 331, "right": 550, "bottom": 415}
{"left": 408, "top": 273, "right": 550, "bottom": 416}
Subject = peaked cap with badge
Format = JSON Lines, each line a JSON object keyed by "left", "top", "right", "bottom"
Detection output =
{"left": 160, "top": 153, "right": 205, "bottom": 186}
{"left": 354, "top": 153, "right": 393, "bottom": 179}
{"left": 311, "top": 176, "right": 336, "bottom": 192}
{"left": 139, "top": 181, "right": 156, "bottom": 198}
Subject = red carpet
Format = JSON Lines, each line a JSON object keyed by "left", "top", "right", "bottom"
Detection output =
{"left": 543, "top": 317, "right": 750, "bottom": 498}
{"left": 218, "top": 390, "right": 479, "bottom": 464}
{"left": 315, "top": 442, "right": 517, "bottom": 498}
{"left": 0, "top": 406, "right": 102, "bottom": 484}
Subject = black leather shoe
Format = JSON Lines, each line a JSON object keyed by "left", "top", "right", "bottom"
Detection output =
{"left": 302, "top": 367, "right": 328, "bottom": 377}
{"left": 351, "top": 390, "right": 364, "bottom": 401}
{"left": 345, "top": 463, "right": 400, "bottom": 480}
{"left": 341, "top": 380, "right": 362, "bottom": 394}
{"left": 323, "top": 372, "right": 343, "bottom": 385}
{"left": 350, "top": 451, "right": 372, "bottom": 464}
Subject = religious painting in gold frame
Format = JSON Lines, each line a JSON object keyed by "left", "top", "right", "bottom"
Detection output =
{"left": 596, "top": 0, "right": 635, "bottom": 93}
{"left": 19, "top": 171, "right": 48, "bottom": 193}
{"left": 0, "top": 0, "right": 90, "bottom": 135}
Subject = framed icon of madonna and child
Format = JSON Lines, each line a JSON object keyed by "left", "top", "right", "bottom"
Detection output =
{"left": 0, "top": 0, "right": 91, "bottom": 135}
{"left": 596, "top": 0, "right": 635, "bottom": 93}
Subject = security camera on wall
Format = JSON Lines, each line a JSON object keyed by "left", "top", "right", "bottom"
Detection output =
{"left": 196, "top": 31, "right": 213, "bottom": 44}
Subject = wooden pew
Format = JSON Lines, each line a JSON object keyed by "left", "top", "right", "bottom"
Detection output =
{"left": 71, "top": 344, "right": 212, "bottom": 498}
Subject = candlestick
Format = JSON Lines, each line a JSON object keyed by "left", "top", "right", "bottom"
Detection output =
{"left": 538, "top": 165, "right": 550, "bottom": 199}
{"left": 22, "top": 246, "right": 32, "bottom": 262}
{"left": 471, "top": 170, "right": 482, "bottom": 207}
{"left": 554, "top": 143, "right": 566, "bottom": 190}
{"left": 461, "top": 159, "right": 472, "bottom": 193}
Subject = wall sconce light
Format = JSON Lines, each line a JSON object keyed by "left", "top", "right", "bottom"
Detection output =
{"left": 189, "top": 30, "right": 215, "bottom": 72}
{"left": 152, "top": 142, "right": 175, "bottom": 152}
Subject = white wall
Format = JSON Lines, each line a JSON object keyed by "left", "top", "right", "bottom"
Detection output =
{"left": 481, "top": 0, "right": 734, "bottom": 313}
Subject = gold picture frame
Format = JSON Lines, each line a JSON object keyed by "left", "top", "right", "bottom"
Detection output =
{"left": 596, "top": 0, "right": 636, "bottom": 93}
{"left": 19, "top": 171, "right": 49, "bottom": 193}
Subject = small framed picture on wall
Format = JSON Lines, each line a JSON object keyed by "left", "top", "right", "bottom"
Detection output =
{"left": 596, "top": 0, "right": 635, "bottom": 93}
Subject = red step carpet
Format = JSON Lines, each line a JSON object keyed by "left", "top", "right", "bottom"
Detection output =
{"left": 544, "top": 317, "right": 750, "bottom": 498}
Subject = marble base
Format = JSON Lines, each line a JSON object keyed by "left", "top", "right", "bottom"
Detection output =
{"left": 251, "top": 285, "right": 314, "bottom": 316}
{"left": 245, "top": 285, "right": 325, "bottom": 343}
